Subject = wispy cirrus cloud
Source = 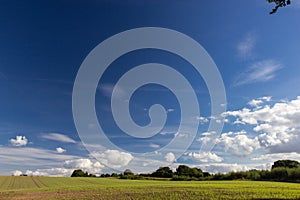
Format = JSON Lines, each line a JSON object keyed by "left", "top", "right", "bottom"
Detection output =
{"left": 0, "top": 147, "right": 79, "bottom": 168}
{"left": 237, "top": 33, "right": 256, "bottom": 58}
{"left": 98, "top": 83, "right": 126, "bottom": 98}
{"left": 41, "top": 133, "right": 76, "bottom": 143}
{"left": 233, "top": 60, "right": 282, "bottom": 86}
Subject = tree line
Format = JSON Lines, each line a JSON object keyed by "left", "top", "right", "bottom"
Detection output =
{"left": 71, "top": 160, "right": 300, "bottom": 183}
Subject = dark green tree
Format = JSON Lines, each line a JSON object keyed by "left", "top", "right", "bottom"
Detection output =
{"left": 123, "top": 169, "right": 134, "bottom": 176}
{"left": 271, "top": 160, "right": 300, "bottom": 170}
{"left": 175, "top": 165, "right": 203, "bottom": 178}
{"left": 71, "top": 169, "right": 96, "bottom": 177}
{"left": 246, "top": 170, "right": 261, "bottom": 180}
{"left": 71, "top": 169, "right": 87, "bottom": 177}
{"left": 151, "top": 167, "right": 173, "bottom": 178}
{"left": 270, "top": 167, "right": 288, "bottom": 180}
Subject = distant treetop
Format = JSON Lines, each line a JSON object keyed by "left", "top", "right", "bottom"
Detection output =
{"left": 271, "top": 160, "right": 300, "bottom": 169}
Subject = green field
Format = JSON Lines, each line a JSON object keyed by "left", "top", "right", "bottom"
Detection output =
{"left": 1, "top": 176, "right": 300, "bottom": 199}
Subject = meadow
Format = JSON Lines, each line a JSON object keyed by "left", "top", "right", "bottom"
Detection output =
{"left": 1, "top": 176, "right": 300, "bottom": 199}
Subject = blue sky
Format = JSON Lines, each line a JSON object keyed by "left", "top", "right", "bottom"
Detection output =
{"left": 1, "top": 0, "right": 300, "bottom": 176}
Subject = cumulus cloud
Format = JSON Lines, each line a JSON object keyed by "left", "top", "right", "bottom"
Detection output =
{"left": 41, "top": 133, "right": 76, "bottom": 143}
{"left": 248, "top": 96, "right": 271, "bottom": 108}
{"left": 234, "top": 60, "right": 282, "bottom": 86}
{"left": 217, "top": 131, "right": 260, "bottom": 157}
{"left": 25, "top": 168, "right": 73, "bottom": 177}
{"left": 199, "top": 130, "right": 260, "bottom": 157}
{"left": 165, "top": 152, "right": 176, "bottom": 162}
{"left": 56, "top": 147, "right": 66, "bottom": 153}
{"left": 225, "top": 96, "right": 300, "bottom": 154}
{"left": 188, "top": 151, "right": 223, "bottom": 163}
{"left": 90, "top": 149, "right": 133, "bottom": 168}
{"left": 196, "top": 116, "right": 209, "bottom": 123}
{"left": 20, "top": 158, "right": 105, "bottom": 177}
{"left": 198, "top": 131, "right": 217, "bottom": 143}
{"left": 63, "top": 158, "right": 104, "bottom": 174}
{"left": 10, "top": 136, "right": 28, "bottom": 147}
{"left": 11, "top": 170, "right": 23, "bottom": 176}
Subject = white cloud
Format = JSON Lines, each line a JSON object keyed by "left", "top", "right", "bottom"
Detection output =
{"left": 233, "top": 119, "right": 246, "bottom": 125}
{"left": 199, "top": 163, "right": 257, "bottom": 174}
{"left": 98, "top": 83, "right": 126, "bottom": 98}
{"left": 209, "top": 115, "right": 228, "bottom": 124}
{"left": 0, "top": 147, "right": 79, "bottom": 168}
{"left": 248, "top": 96, "right": 271, "bottom": 108}
{"left": 63, "top": 158, "right": 104, "bottom": 174}
{"left": 90, "top": 149, "right": 133, "bottom": 168}
{"left": 248, "top": 99, "right": 263, "bottom": 108}
{"left": 10, "top": 136, "right": 28, "bottom": 147}
{"left": 225, "top": 96, "right": 300, "bottom": 153}
{"left": 234, "top": 60, "right": 282, "bottom": 86}
{"left": 201, "top": 131, "right": 217, "bottom": 136}
{"left": 149, "top": 143, "right": 160, "bottom": 148}
{"left": 165, "top": 152, "right": 176, "bottom": 162}
{"left": 199, "top": 130, "right": 260, "bottom": 157}
{"left": 25, "top": 168, "right": 73, "bottom": 177}
{"left": 56, "top": 147, "right": 66, "bottom": 153}
{"left": 261, "top": 96, "right": 272, "bottom": 101}
{"left": 64, "top": 158, "right": 94, "bottom": 169}
{"left": 41, "top": 133, "right": 76, "bottom": 143}
{"left": 196, "top": 116, "right": 209, "bottom": 123}
{"left": 217, "top": 131, "right": 260, "bottom": 157}
{"left": 16, "top": 158, "right": 105, "bottom": 177}
{"left": 252, "top": 152, "right": 300, "bottom": 163}
{"left": 198, "top": 131, "right": 217, "bottom": 145}
{"left": 11, "top": 170, "right": 23, "bottom": 176}
{"left": 237, "top": 33, "right": 256, "bottom": 58}
{"left": 188, "top": 152, "right": 223, "bottom": 163}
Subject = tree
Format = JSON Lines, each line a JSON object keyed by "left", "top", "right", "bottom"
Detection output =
{"left": 287, "top": 168, "right": 300, "bottom": 181}
{"left": 71, "top": 169, "right": 87, "bottom": 177}
{"left": 175, "top": 165, "right": 203, "bottom": 178}
{"left": 190, "top": 167, "right": 203, "bottom": 178}
{"left": 246, "top": 170, "right": 261, "bottom": 180}
{"left": 151, "top": 167, "right": 173, "bottom": 178}
{"left": 271, "top": 160, "right": 300, "bottom": 170}
{"left": 176, "top": 165, "right": 190, "bottom": 176}
{"left": 71, "top": 169, "right": 96, "bottom": 177}
{"left": 111, "top": 173, "right": 119, "bottom": 177}
{"left": 123, "top": 169, "right": 134, "bottom": 176}
{"left": 270, "top": 167, "right": 288, "bottom": 180}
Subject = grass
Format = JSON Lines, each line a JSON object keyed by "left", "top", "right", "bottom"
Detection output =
{"left": 1, "top": 176, "right": 300, "bottom": 199}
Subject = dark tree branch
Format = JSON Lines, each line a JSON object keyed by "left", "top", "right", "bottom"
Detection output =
{"left": 267, "top": 0, "right": 291, "bottom": 14}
